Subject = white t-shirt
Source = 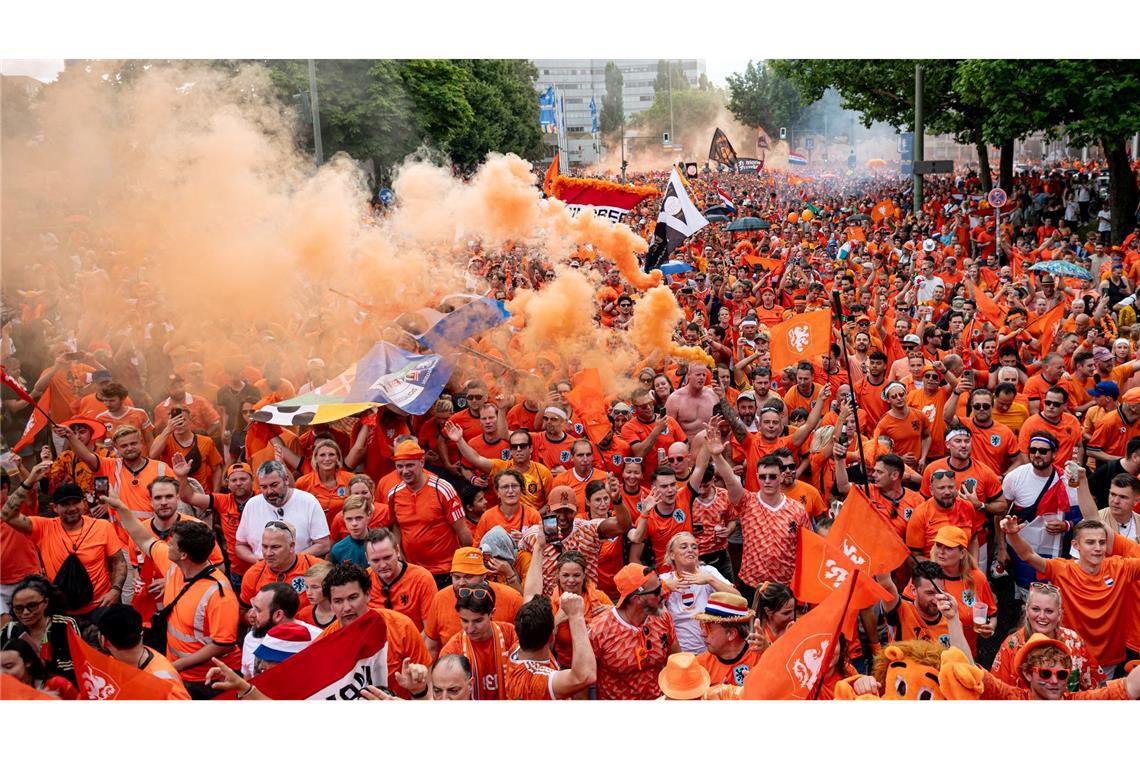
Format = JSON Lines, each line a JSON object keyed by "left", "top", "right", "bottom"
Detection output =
{"left": 1001, "top": 465, "right": 1078, "bottom": 560}
{"left": 916, "top": 275, "right": 946, "bottom": 303}
{"left": 659, "top": 564, "right": 730, "bottom": 654}
{"left": 1097, "top": 209, "right": 1112, "bottom": 232}
{"left": 235, "top": 488, "right": 330, "bottom": 558}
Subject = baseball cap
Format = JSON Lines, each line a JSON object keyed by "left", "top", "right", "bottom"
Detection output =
{"left": 1089, "top": 381, "right": 1120, "bottom": 400}
{"left": 902, "top": 333, "right": 921, "bottom": 345}
{"left": 547, "top": 485, "right": 577, "bottom": 513}
{"left": 51, "top": 484, "right": 85, "bottom": 504}
{"left": 613, "top": 563, "right": 655, "bottom": 607}
{"left": 737, "top": 390, "right": 757, "bottom": 403}
{"left": 1121, "top": 387, "right": 1140, "bottom": 405}
{"left": 932, "top": 526, "right": 970, "bottom": 549}
{"left": 392, "top": 440, "right": 425, "bottom": 461}
{"left": 1093, "top": 346, "right": 1113, "bottom": 361}
{"left": 450, "top": 547, "right": 488, "bottom": 576}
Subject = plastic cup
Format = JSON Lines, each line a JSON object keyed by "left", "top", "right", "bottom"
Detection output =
{"left": 972, "top": 601, "right": 989, "bottom": 625}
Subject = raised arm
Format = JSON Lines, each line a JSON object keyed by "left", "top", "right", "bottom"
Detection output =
{"left": 103, "top": 493, "right": 158, "bottom": 557}
{"left": 54, "top": 424, "right": 99, "bottom": 470}
{"left": 706, "top": 424, "right": 745, "bottom": 505}
{"left": 1, "top": 460, "right": 52, "bottom": 534}
{"left": 550, "top": 592, "right": 596, "bottom": 698}
{"left": 522, "top": 527, "right": 547, "bottom": 603}
{"left": 790, "top": 384, "right": 832, "bottom": 448}
{"left": 998, "top": 516, "right": 1047, "bottom": 574}
{"left": 443, "top": 420, "right": 492, "bottom": 473}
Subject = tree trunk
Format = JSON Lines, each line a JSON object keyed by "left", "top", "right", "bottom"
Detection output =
{"left": 1103, "top": 137, "right": 1139, "bottom": 245}
{"left": 975, "top": 141, "right": 992, "bottom": 193}
{"left": 999, "top": 138, "right": 1015, "bottom": 194}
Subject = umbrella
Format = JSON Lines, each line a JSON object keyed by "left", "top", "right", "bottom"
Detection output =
{"left": 657, "top": 261, "right": 693, "bottom": 275}
{"left": 727, "top": 217, "right": 770, "bottom": 231}
{"left": 706, "top": 213, "right": 730, "bottom": 223}
{"left": 703, "top": 204, "right": 732, "bottom": 217}
{"left": 846, "top": 214, "right": 872, "bottom": 223}
{"left": 1029, "top": 261, "right": 1093, "bottom": 281}
{"left": 866, "top": 158, "right": 887, "bottom": 169}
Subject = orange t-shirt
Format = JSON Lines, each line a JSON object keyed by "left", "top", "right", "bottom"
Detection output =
{"left": 94, "top": 406, "right": 153, "bottom": 440}
{"left": 95, "top": 455, "right": 168, "bottom": 519}
{"left": 697, "top": 644, "right": 764, "bottom": 688}
{"left": 440, "top": 622, "right": 518, "bottom": 701}
{"left": 210, "top": 492, "right": 251, "bottom": 576}
{"left": 423, "top": 582, "right": 524, "bottom": 647}
{"left": 782, "top": 383, "right": 823, "bottom": 416}
{"left": 619, "top": 416, "right": 686, "bottom": 486}
{"left": 904, "top": 497, "right": 986, "bottom": 555}
{"left": 367, "top": 562, "right": 437, "bottom": 631}
{"left": 505, "top": 650, "right": 562, "bottom": 700}
{"left": 447, "top": 409, "right": 485, "bottom": 442}
{"left": 639, "top": 492, "right": 694, "bottom": 574}
{"left": 907, "top": 387, "right": 951, "bottom": 459}
{"left": 472, "top": 505, "right": 542, "bottom": 545}
{"left": 1, "top": 494, "right": 41, "bottom": 584}
{"left": 551, "top": 468, "right": 607, "bottom": 518}
{"left": 742, "top": 431, "right": 797, "bottom": 492}
{"left": 872, "top": 409, "right": 931, "bottom": 462}
{"left": 886, "top": 598, "right": 954, "bottom": 649}
{"left": 239, "top": 553, "right": 322, "bottom": 608}
{"left": 315, "top": 608, "right": 431, "bottom": 699}
{"left": 531, "top": 432, "right": 578, "bottom": 472}
{"left": 1022, "top": 373, "right": 1059, "bottom": 408}
{"left": 587, "top": 606, "right": 677, "bottom": 700}
{"left": 1044, "top": 556, "right": 1140, "bottom": 666}
{"left": 384, "top": 475, "right": 465, "bottom": 574}
{"left": 782, "top": 480, "right": 828, "bottom": 519}
{"left": 293, "top": 470, "right": 354, "bottom": 521}
{"left": 141, "top": 647, "right": 192, "bottom": 700}
{"left": 961, "top": 418, "right": 1020, "bottom": 475}
{"left": 506, "top": 402, "right": 541, "bottom": 433}
{"left": 328, "top": 503, "right": 389, "bottom": 544}
{"left": 28, "top": 516, "right": 124, "bottom": 615}
{"left": 156, "top": 434, "right": 222, "bottom": 492}
{"left": 1017, "top": 413, "right": 1083, "bottom": 465}
{"left": 1086, "top": 408, "right": 1140, "bottom": 458}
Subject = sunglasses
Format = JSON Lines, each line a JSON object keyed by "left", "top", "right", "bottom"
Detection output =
{"left": 887, "top": 393, "right": 905, "bottom": 401}
{"left": 971, "top": 403, "right": 992, "bottom": 411}
{"left": 509, "top": 442, "right": 531, "bottom": 450}
{"left": 931, "top": 469, "right": 956, "bottom": 480}
{"left": 667, "top": 456, "right": 687, "bottom": 463}
{"left": 924, "top": 373, "right": 941, "bottom": 380}
{"left": 1042, "top": 399, "right": 1064, "bottom": 408}
{"left": 631, "top": 585, "right": 663, "bottom": 598}
{"left": 11, "top": 599, "right": 47, "bottom": 614}
{"left": 266, "top": 520, "right": 295, "bottom": 536}
{"left": 758, "top": 473, "right": 780, "bottom": 481}
{"left": 1030, "top": 581, "right": 1060, "bottom": 592}
{"left": 1028, "top": 447, "right": 1054, "bottom": 455}
{"left": 456, "top": 587, "right": 493, "bottom": 602}
{"left": 1033, "top": 667, "right": 1070, "bottom": 682}
{"left": 623, "top": 456, "right": 643, "bottom": 464}
{"left": 778, "top": 463, "right": 796, "bottom": 472}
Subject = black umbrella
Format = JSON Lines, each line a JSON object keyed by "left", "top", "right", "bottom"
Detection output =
{"left": 726, "top": 217, "right": 770, "bottom": 231}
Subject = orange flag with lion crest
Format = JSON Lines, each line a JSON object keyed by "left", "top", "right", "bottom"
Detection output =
{"left": 769, "top": 309, "right": 832, "bottom": 376}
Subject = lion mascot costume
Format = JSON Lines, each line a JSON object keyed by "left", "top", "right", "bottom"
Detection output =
{"left": 833, "top": 641, "right": 985, "bottom": 700}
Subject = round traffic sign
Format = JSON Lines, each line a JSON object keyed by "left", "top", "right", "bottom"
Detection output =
{"left": 987, "top": 188, "right": 1007, "bottom": 208}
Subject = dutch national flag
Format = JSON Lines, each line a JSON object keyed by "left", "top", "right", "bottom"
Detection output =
{"left": 788, "top": 152, "right": 808, "bottom": 166}
{"left": 717, "top": 189, "right": 735, "bottom": 212}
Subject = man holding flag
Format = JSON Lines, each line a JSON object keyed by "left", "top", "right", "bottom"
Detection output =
{"left": 644, "top": 167, "right": 708, "bottom": 272}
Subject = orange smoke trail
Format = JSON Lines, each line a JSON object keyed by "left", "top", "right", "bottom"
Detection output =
{"left": 628, "top": 285, "right": 714, "bottom": 367}
{"left": 541, "top": 200, "right": 661, "bottom": 291}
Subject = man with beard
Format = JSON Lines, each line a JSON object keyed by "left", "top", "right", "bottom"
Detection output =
{"left": 739, "top": 388, "right": 830, "bottom": 492}
{"left": 1018, "top": 387, "right": 1083, "bottom": 465}
{"left": 853, "top": 351, "right": 890, "bottom": 436}
{"left": 235, "top": 460, "right": 330, "bottom": 566}
{"left": 61, "top": 424, "right": 168, "bottom": 523}
{"left": 906, "top": 468, "right": 987, "bottom": 557}
{"left": 587, "top": 563, "right": 679, "bottom": 700}
{"left": 835, "top": 452, "right": 924, "bottom": 539}
{"left": 878, "top": 560, "right": 958, "bottom": 648}
{"left": 551, "top": 439, "right": 607, "bottom": 516}
{"left": 239, "top": 582, "right": 319, "bottom": 678}
{"left": 782, "top": 361, "right": 824, "bottom": 417}
{"left": 621, "top": 388, "right": 686, "bottom": 486}
{"left": 239, "top": 523, "right": 322, "bottom": 613}
{"left": 666, "top": 363, "right": 720, "bottom": 439}
{"left": 734, "top": 391, "right": 759, "bottom": 434}
{"left": 920, "top": 427, "right": 1005, "bottom": 515}
{"left": 1086, "top": 387, "right": 1140, "bottom": 462}
{"left": 454, "top": 428, "right": 553, "bottom": 514}
{"left": 177, "top": 460, "right": 256, "bottom": 584}
{"left": 943, "top": 387, "right": 1024, "bottom": 475}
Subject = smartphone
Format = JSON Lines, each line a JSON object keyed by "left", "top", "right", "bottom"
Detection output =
{"left": 542, "top": 515, "right": 559, "bottom": 542}
{"left": 63, "top": 351, "right": 85, "bottom": 361}
{"left": 692, "top": 523, "right": 705, "bottom": 535}
{"left": 94, "top": 476, "right": 110, "bottom": 498}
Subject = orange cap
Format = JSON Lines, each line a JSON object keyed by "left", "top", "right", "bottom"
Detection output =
{"left": 932, "top": 525, "right": 969, "bottom": 549}
{"left": 392, "top": 440, "right": 425, "bottom": 461}
{"left": 450, "top": 547, "right": 488, "bottom": 576}
{"left": 613, "top": 563, "right": 654, "bottom": 607}
{"left": 547, "top": 485, "right": 577, "bottom": 512}
{"left": 1013, "top": 632, "right": 1071, "bottom": 674}
{"left": 1121, "top": 387, "right": 1140, "bottom": 405}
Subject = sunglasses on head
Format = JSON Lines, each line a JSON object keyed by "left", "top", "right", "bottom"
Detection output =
{"left": 931, "top": 469, "right": 956, "bottom": 481}
{"left": 1030, "top": 581, "right": 1060, "bottom": 592}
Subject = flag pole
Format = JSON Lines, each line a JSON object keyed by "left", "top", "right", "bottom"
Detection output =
{"left": 829, "top": 292, "right": 870, "bottom": 496}
{"left": 810, "top": 570, "right": 858, "bottom": 701}
{"left": 1, "top": 366, "right": 59, "bottom": 429}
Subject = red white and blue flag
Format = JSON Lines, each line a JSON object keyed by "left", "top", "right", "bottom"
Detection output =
{"left": 716, "top": 189, "right": 735, "bottom": 212}
{"left": 788, "top": 152, "right": 808, "bottom": 166}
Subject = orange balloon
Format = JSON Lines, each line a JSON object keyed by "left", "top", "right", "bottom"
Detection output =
{"left": 788, "top": 212, "right": 800, "bottom": 223}
{"left": 801, "top": 209, "right": 814, "bottom": 223}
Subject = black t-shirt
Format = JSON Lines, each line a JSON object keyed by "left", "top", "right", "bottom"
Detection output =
{"left": 1088, "top": 457, "right": 1125, "bottom": 512}
{"left": 216, "top": 382, "right": 261, "bottom": 433}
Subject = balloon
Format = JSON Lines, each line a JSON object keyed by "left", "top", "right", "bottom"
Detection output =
{"left": 788, "top": 212, "right": 799, "bottom": 224}
{"left": 801, "top": 209, "right": 814, "bottom": 223}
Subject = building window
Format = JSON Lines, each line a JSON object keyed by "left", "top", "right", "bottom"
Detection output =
{"left": 568, "top": 126, "right": 586, "bottom": 133}
{"left": 640, "top": 95, "right": 654, "bottom": 101}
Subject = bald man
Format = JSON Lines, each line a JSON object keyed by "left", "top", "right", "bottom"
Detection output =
{"left": 666, "top": 363, "right": 719, "bottom": 438}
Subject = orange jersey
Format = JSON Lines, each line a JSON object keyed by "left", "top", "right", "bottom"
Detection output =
{"left": 440, "top": 622, "right": 517, "bottom": 701}
{"left": 905, "top": 497, "right": 987, "bottom": 555}
{"left": 506, "top": 402, "right": 541, "bottom": 433}
{"left": 423, "top": 582, "right": 524, "bottom": 647}
{"left": 852, "top": 377, "right": 890, "bottom": 436}
{"left": 551, "top": 467, "right": 607, "bottom": 518}
{"left": 367, "top": 562, "right": 436, "bottom": 631}
{"left": 960, "top": 418, "right": 1020, "bottom": 475}
{"left": 588, "top": 607, "right": 677, "bottom": 700}
{"left": 872, "top": 409, "right": 931, "bottom": 463}
{"left": 639, "top": 492, "right": 694, "bottom": 575}
{"left": 782, "top": 480, "right": 828, "bottom": 520}
{"left": 293, "top": 470, "right": 353, "bottom": 521}
{"left": 886, "top": 598, "right": 954, "bottom": 649}
{"left": 919, "top": 457, "right": 1003, "bottom": 503}
{"left": 907, "top": 386, "right": 951, "bottom": 459}
{"left": 505, "top": 650, "right": 562, "bottom": 700}
{"left": 489, "top": 459, "right": 553, "bottom": 513}
{"left": 782, "top": 383, "right": 823, "bottom": 417}
{"left": 619, "top": 415, "right": 687, "bottom": 486}
{"left": 1043, "top": 556, "right": 1140, "bottom": 666}
{"left": 210, "top": 492, "right": 251, "bottom": 577}
{"left": 155, "top": 433, "right": 222, "bottom": 492}
{"left": 384, "top": 475, "right": 465, "bottom": 574}
{"left": 447, "top": 409, "right": 485, "bottom": 442}
{"left": 239, "top": 553, "right": 322, "bottom": 608}
{"left": 869, "top": 485, "right": 926, "bottom": 539}
{"left": 531, "top": 431, "right": 578, "bottom": 471}
{"left": 1017, "top": 413, "right": 1083, "bottom": 465}
{"left": 94, "top": 406, "right": 153, "bottom": 439}
{"left": 472, "top": 505, "right": 542, "bottom": 545}
{"left": 1086, "top": 407, "right": 1140, "bottom": 458}
{"left": 742, "top": 431, "right": 797, "bottom": 492}
{"left": 697, "top": 644, "right": 764, "bottom": 688}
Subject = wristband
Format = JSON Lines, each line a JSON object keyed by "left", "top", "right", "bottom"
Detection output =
{"left": 409, "top": 686, "right": 429, "bottom": 699}
{"left": 19, "top": 481, "right": 33, "bottom": 491}
{"left": 237, "top": 684, "right": 255, "bottom": 700}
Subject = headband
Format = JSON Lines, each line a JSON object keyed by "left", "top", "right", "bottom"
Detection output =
{"left": 543, "top": 406, "right": 568, "bottom": 420}
{"left": 740, "top": 320, "right": 758, "bottom": 328}
{"left": 881, "top": 382, "right": 906, "bottom": 401}
{"left": 1029, "top": 436, "right": 1057, "bottom": 451}
{"left": 945, "top": 428, "right": 972, "bottom": 443}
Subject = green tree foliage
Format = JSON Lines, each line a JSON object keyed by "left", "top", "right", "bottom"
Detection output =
{"left": 600, "top": 61, "right": 624, "bottom": 134}
{"left": 725, "top": 61, "right": 805, "bottom": 137}
{"left": 654, "top": 60, "right": 691, "bottom": 94}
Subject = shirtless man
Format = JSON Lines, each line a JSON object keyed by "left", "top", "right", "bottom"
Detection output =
{"left": 665, "top": 363, "right": 719, "bottom": 438}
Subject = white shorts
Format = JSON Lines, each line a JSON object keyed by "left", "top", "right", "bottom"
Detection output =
{"left": 0, "top": 583, "right": 17, "bottom": 616}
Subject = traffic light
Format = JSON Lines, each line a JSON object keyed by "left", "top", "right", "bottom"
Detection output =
{"left": 662, "top": 132, "right": 671, "bottom": 146}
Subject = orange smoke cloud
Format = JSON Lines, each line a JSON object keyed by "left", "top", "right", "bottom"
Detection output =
{"left": 628, "top": 285, "right": 713, "bottom": 367}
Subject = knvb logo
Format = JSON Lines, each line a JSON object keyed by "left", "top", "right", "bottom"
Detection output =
{"left": 788, "top": 325, "right": 812, "bottom": 353}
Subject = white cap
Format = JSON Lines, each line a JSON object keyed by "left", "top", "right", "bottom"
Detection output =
{"left": 903, "top": 333, "right": 921, "bottom": 345}
{"left": 923, "top": 239, "right": 937, "bottom": 253}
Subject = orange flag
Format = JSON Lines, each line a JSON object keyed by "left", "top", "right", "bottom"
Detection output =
{"left": 1025, "top": 302, "right": 1066, "bottom": 358}
{"left": 972, "top": 287, "right": 1005, "bottom": 327}
{"left": 564, "top": 368, "right": 610, "bottom": 445}
{"left": 543, "top": 151, "right": 559, "bottom": 195}
{"left": 871, "top": 199, "right": 896, "bottom": 224}
{"left": 825, "top": 486, "right": 910, "bottom": 576}
{"left": 846, "top": 226, "right": 867, "bottom": 243}
{"left": 792, "top": 528, "right": 892, "bottom": 607}
{"left": 743, "top": 255, "right": 784, "bottom": 271}
{"left": 67, "top": 627, "right": 175, "bottom": 700}
{"left": 0, "top": 674, "right": 57, "bottom": 700}
{"left": 740, "top": 571, "right": 861, "bottom": 700}
{"left": 13, "top": 385, "right": 52, "bottom": 451}
{"left": 769, "top": 309, "right": 832, "bottom": 376}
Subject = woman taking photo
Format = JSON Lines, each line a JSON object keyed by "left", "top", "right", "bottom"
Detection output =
{"left": 294, "top": 438, "right": 353, "bottom": 522}
{"left": 659, "top": 531, "right": 735, "bottom": 654}
{"left": 0, "top": 575, "right": 82, "bottom": 687}
{"left": 989, "top": 581, "right": 1103, "bottom": 692}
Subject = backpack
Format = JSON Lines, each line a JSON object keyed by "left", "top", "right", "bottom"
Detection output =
{"left": 54, "top": 552, "right": 95, "bottom": 612}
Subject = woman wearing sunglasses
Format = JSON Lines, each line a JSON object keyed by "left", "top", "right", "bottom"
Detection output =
{"left": 0, "top": 575, "right": 82, "bottom": 687}
{"left": 989, "top": 581, "right": 1103, "bottom": 693}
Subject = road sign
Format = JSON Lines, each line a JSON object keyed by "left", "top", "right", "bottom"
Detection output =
{"left": 805, "top": 137, "right": 815, "bottom": 150}
{"left": 378, "top": 188, "right": 394, "bottom": 205}
{"left": 913, "top": 160, "right": 954, "bottom": 175}
{"left": 900, "top": 161, "right": 913, "bottom": 175}
{"left": 779, "top": 127, "right": 787, "bottom": 140}
{"left": 987, "top": 187, "right": 1008, "bottom": 208}
{"left": 898, "top": 132, "right": 914, "bottom": 153}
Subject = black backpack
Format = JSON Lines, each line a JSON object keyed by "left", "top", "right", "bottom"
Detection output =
{"left": 54, "top": 552, "right": 95, "bottom": 612}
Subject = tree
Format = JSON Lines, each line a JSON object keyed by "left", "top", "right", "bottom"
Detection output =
{"left": 654, "top": 60, "right": 691, "bottom": 95}
{"left": 600, "top": 61, "right": 624, "bottom": 134}
{"left": 447, "top": 60, "right": 544, "bottom": 169}
{"left": 725, "top": 61, "right": 805, "bottom": 138}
